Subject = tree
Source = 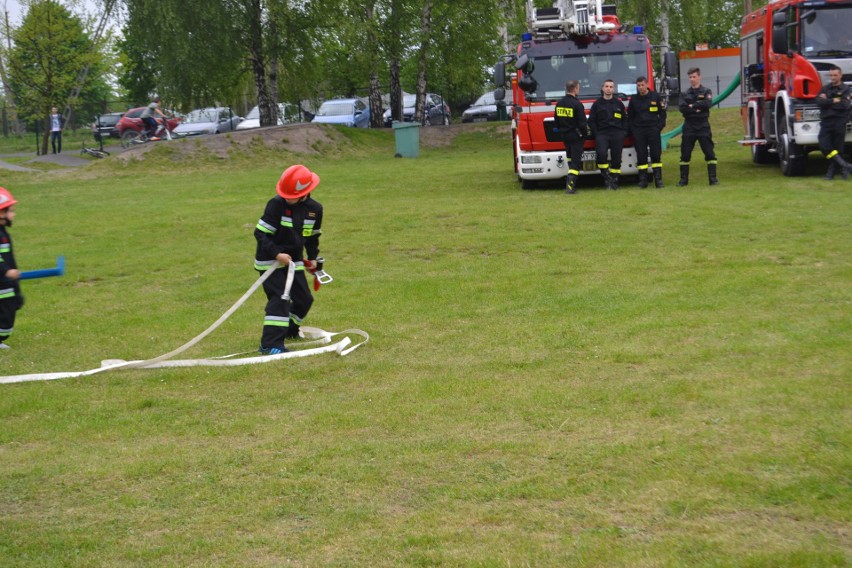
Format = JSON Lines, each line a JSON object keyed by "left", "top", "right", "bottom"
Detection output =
{"left": 8, "top": 0, "right": 103, "bottom": 153}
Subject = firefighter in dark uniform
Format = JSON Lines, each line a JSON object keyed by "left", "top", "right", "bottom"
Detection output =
{"left": 816, "top": 64, "right": 852, "bottom": 180}
{"left": 678, "top": 67, "right": 718, "bottom": 186}
{"left": 254, "top": 164, "right": 324, "bottom": 354}
{"left": 554, "top": 80, "right": 588, "bottom": 194}
{"left": 589, "top": 79, "right": 628, "bottom": 190}
{"left": 627, "top": 76, "right": 667, "bottom": 188}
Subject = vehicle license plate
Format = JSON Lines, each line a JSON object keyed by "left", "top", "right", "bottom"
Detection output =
{"left": 473, "top": 117, "right": 487, "bottom": 123}
{"left": 582, "top": 151, "right": 597, "bottom": 171}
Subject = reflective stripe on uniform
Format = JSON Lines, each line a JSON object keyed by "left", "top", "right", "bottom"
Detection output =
{"left": 0, "top": 326, "right": 11, "bottom": 338}
{"left": 256, "top": 219, "right": 277, "bottom": 234}
{"left": 568, "top": 169, "right": 579, "bottom": 175}
{"left": 0, "top": 287, "right": 15, "bottom": 300}
{"left": 263, "top": 315, "right": 289, "bottom": 327}
{"left": 302, "top": 219, "right": 316, "bottom": 237}
{"left": 827, "top": 150, "right": 838, "bottom": 159}
{"left": 638, "top": 164, "right": 649, "bottom": 171}
{"left": 281, "top": 216, "right": 294, "bottom": 228}
{"left": 598, "top": 164, "right": 610, "bottom": 169}
{"left": 652, "top": 163, "right": 663, "bottom": 169}
{"left": 610, "top": 169, "right": 621, "bottom": 175}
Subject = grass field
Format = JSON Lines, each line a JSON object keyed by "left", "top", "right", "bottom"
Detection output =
{"left": 0, "top": 110, "right": 849, "bottom": 566}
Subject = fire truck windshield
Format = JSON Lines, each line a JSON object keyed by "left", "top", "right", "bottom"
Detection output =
{"left": 801, "top": 5, "right": 852, "bottom": 58}
{"left": 523, "top": 51, "right": 649, "bottom": 101}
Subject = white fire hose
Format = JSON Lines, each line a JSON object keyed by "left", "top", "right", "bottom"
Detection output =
{"left": 0, "top": 261, "right": 368, "bottom": 385}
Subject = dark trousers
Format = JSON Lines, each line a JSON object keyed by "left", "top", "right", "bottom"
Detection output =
{"left": 0, "top": 293, "right": 21, "bottom": 344}
{"left": 680, "top": 131, "right": 716, "bottom": 163}
{"left": 51, "top": 131, "right": 62, "bottom": 153}
{"left": 595, "top": 130, "right": 625, "bottom": 171}
{"left": 633, "top": 127, "right": 662, "bottom": 168}
{"left": 562, "top": 134, "right": 584, "bottom": 175}
{"left": 259, "top": 267, "right": 313, "bottom": 349}
{"left": 819, "top": 119, "right": 847, "bottom": 158}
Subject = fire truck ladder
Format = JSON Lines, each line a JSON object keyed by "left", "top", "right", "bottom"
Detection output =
{"left": 62, "top": 0, "right": 116, "bottom": 126}
{"left": 526, "top": 0, "right": 615, "bottom": 37}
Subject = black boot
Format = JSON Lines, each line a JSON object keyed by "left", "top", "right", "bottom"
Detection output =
{"left": 677, "top": 165, "right": 689, "bottom": 187}
{"left": 708, "top": 163, "right": 719, "bottom": 185}
{"left": 638, "top": 169, "right": 648, "bottom": 188}
{"left": 565, "top": 174, "right": 577, "bottom": 194}
{"left": 824, "top": 161, "right": 837, "bottom": 180}
{"left": 653, "top": 167, "right": 664, "bottom": 188}
{"left": 831, "top": 155, "right": 851, "bottom": 180}
{"left": 600, "top": 169, "right": 612, "bottom": 190}
{"left": 610, "top": 173, "right": 619, "bottom": 190}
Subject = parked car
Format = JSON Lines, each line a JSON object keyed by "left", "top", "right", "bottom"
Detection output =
{"left": 236, "top": 103, "right": 301, "bottom": 131}
{"left": 173, "top": 107, "right": 243, "bottom": 137}
{"left": 116, "top": 107, "right": 182, "bottom": 138}
{"left": 311, "top": 98, "right": 370, "bottom": 128}
{"left": 91, "top": 112, "right": 124, "bottom": 141}
{"left": 382, "top": 93, "right": 451, "bottom": 127}
{"left": 461, "top": 90, "right": 514, "bottom": 123}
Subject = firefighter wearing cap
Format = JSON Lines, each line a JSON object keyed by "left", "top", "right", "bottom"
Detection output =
{"left": 254, "top": 164, "right": 323, "bottom": 354}
{"left": 0, "top": 188, "right": 22, "bottom": 349}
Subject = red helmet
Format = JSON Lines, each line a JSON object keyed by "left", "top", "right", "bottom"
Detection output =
{"left": 276, "top": 164, "right": 320, "bottom": 199}
{"left": 0, "top": 188, "right": 17, "bottom": 211}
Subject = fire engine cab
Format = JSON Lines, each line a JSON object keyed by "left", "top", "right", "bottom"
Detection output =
{"left": 740, "top": 0, "right": 852, "bottom": 176}
{"left": 494, "top": 0, "right": 677, "bottom": 189}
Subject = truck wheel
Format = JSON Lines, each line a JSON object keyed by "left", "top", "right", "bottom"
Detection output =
{"left": 750, "top": 113, "right": 776, "bottom": 164}
{"left": 776, "top": 111, "right": 807, "bottom": 176}
{"left": 520, "top": 177, "right": 536, "bottom": 190}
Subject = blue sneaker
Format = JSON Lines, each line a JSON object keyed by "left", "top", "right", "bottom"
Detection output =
{"left": 259, "top": 345, "right": 288, "bottom": 355}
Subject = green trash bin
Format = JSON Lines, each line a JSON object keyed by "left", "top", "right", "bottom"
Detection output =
{"left": 392, "top": 121, "right": 420, "bottom": 158}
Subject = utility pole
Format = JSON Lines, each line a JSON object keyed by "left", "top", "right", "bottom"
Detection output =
{"left": 0, "top": 5, "right": 19, "bottom": 135}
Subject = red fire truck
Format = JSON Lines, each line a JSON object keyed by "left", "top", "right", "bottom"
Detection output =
{"left": 740, "top": 0, "right": 852, "bottom": 176}
{"left": 494, "top": 0, "right": 677, "bottom": 189}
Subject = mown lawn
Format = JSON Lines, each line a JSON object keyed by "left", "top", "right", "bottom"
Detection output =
{"left": 0, "top": 111, "right": 849, "bottom": 566}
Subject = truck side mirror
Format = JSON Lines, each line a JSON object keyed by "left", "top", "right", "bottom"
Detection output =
{"left": 494, "top": 61, "right": 506, "bottom": 87}
{"left": 772, "top": 25, "right": 789, "bottom": 56}
{"left": 663, "top": 52, "right": 677, "bottom": 77}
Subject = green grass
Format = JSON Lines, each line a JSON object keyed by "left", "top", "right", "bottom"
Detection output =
{"left": 0, "top": 111, "right": 849, "bottom": 566}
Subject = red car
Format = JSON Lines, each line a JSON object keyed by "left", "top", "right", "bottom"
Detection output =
{"left": 116, "top": 107, "right": 181, "bottom": 139}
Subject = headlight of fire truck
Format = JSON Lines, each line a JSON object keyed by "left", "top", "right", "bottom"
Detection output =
{"left": 520, "top": 155, "right": 542, "bottom": 164}
{"left": 794, "top": 108, "right": 821, "bottom": 122}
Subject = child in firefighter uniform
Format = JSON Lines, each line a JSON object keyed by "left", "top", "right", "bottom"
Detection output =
{"left": 254, "top": 165, "right": 323, "bottom": 354}
{"left": 0, "top": 188, "right": 22, "bottom": 349}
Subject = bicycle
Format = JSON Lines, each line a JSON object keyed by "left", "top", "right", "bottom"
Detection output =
{"left": 80, "top": 146, "right": 110, "bottom": 159}
{"left": 120, "top": 116, "right": 177, "bottom": 148}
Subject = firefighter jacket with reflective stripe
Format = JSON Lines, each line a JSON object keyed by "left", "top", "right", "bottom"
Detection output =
{"left": 0, "top": 226, "right": 19, "bottom": 299}
{"left": 816, "top": 82, "right": 852, "bottom": 121}
{"left": 554, "top": 94, "right": 588, "bottom": 140}
{"left": 254, "top": 195, "right": 323, "bottom": 269}
{"left": 589, "top": 96, "right": 627, "bottom": 136}
{"left": 627, "top": 90, "right": 667, "bottom": 131}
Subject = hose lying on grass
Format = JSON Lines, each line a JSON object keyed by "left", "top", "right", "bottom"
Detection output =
{"left": 0, "top": 263, "right": 369, "bottom": 385}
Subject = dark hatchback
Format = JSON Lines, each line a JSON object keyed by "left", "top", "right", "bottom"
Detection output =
{"left": 92, "top": 112, "right": 124, "bottom": 141}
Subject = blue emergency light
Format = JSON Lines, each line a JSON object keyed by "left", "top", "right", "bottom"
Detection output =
{"left": 633, "top": 26, "right": 644, "bottom": 34}
{"left": 522, "top": 33, "right": 533, "bottom": 41}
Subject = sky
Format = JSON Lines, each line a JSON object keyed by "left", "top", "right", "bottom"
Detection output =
{"left": 2, "top": 0, "right": 113, "bottom": 28}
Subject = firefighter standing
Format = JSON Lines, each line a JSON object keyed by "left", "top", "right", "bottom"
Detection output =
{"left": 627, "top": 76, "right": 667, "bottom": 188}
{"left": 589, "top": 79, "right": 628, "bottom": 190}
{"left": 554, "top": 80, "right": 588, "bottom": 194}
{"left": 678, "top": 67, "right": 718, "bottom": 186}
{"left": 254, "top": 165, "right": 324, "bottom": 354}
{"left": 816, "top": 64, "right": 852, "bottom": 180}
